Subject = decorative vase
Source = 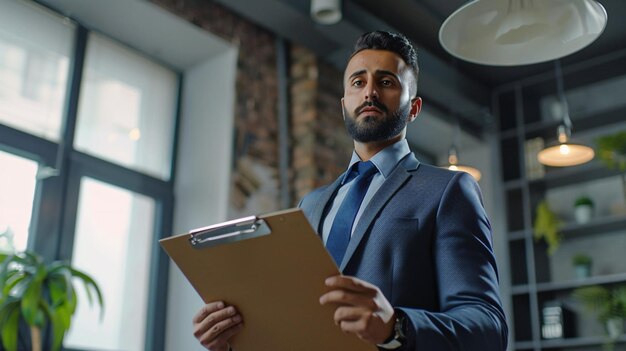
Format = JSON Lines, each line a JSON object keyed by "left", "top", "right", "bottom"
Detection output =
{"left": 574, "top": 205, "right": 593, "bottom": 224}
{"left": 574, "top": 264, "right": 591, "bottom": 279}
{"left": 606, "top": 317, "right": 624, "bottom": 340}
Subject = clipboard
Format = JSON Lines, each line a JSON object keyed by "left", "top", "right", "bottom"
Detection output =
{"left": 160, "top": 208, "right": 376, "bottom": 351}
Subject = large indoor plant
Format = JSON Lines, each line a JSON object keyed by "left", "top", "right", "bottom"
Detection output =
{"left": 0, "top": 251, "right": 103, "bottom": 351}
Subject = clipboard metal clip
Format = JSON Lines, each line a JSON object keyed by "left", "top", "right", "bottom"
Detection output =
{"left": 188, "top": 216, "right": 271, "bottom": 249}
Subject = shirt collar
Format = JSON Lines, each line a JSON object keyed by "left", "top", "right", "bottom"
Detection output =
{"left": 341, "top": 139, "right": 411, "bottom": 184}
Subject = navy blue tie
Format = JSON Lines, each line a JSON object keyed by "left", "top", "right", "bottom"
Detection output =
{"left": 326, "top": 161, "right": 378, "bottom": 265}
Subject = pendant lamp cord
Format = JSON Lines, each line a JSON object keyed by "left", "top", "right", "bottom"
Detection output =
{"left": 555, "top": 60, "right": 573, "bottom": 132}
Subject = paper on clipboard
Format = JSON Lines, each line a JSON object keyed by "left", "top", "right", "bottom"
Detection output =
{"left": 159, "top": 208, "right": 376, "bottom": 351}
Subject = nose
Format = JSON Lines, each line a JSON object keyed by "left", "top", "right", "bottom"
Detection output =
{"left": 364, "top": 81, "right": 379, "bottom": 100}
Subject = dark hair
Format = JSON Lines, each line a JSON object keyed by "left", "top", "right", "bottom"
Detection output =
{"left": 351, "top": 31, "right": 419, "bottom": 95}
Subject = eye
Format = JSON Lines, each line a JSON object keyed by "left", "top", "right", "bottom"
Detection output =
{"left": 352, "top": 79, "right": 364, "bottom": 87}
{"left": 380, "top": 79, "right": 393, "bottom": 87}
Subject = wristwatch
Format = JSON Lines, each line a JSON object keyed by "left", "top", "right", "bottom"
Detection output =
{"left": 377, "top": 313, "right": 407, "bottom": 349}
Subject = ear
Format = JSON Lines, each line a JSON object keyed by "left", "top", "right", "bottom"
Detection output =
{"left": 341, "top": 97, "right": 346, "bottom": 120}
{"left": 408, "top": 96, "right": 422, "bottom": 123}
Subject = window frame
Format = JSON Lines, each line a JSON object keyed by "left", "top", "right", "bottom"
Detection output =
{"left": 0, "top": 5, "right": 180, "bottom": 350}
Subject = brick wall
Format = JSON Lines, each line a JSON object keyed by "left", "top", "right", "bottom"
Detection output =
{"left": 152, "top": 0, "right": 351, "bottom": 211}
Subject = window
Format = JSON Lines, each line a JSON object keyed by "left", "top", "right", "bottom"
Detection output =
{"left": 74, "top": 33, "right": 178, "bottom": 180}
{"left": 0, "top": 1, "right": 176, "bottom": 350}
{"left": 0, "top": 150, "right": 37, "bottom": 252}
{"left": 0, "top": 0, "right": 73, "bottom": 140}
{"left": 65, "top": 177, "right": 156, "bottom": 351}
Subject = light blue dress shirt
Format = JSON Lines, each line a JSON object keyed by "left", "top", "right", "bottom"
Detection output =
{"left": 321, "top": 139, "right": 411, "bottom": 244}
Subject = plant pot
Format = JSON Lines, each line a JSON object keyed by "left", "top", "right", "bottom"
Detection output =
{"left": 574, "top": 205, "right": 593, "bottom": 224}
{"left": 606, "top": 317, "right": 624, "bottom": 339}
{"left": 574, "top": 263, "right": 591, "bottom": 279}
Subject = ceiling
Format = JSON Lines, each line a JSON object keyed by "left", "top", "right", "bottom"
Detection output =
{"left": 213, "top": 0, "right": 624, "bottom": 122}
{"left": 37, "top": 0, "right": 624, "bottom": 163}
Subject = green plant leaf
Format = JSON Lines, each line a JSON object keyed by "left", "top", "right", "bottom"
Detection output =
{"left": 20, "top": 276, "right": 43, "bottom": 326}
{"left": 71, "top": 268, "right": 105, "bottom": 315}
{"left": 0, "top": 301, "right": 20, "bottom": 351}
{"left": 533, "top": 200, "right": 563, "bottom": 255}
{"left": 40, "top": 299, "right": 66, "bottom": 351}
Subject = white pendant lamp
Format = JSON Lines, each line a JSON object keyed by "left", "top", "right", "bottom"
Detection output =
{"left": 447, "top": 146, "right": 482, "bottom": 181}
{"left": 443, "top": 122, "right": 482, "bottom": 181}
{"left": 537, "top": 61, "right": 594, "bottom": 167}
{"left": 439, "top": 0, "right": 607, "bottom": 66}
{"left": 310, "top": 0, "right": 342, "bottom": 25}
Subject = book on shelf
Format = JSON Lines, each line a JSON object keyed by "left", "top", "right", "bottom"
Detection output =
{"left": 525, "top": 137, "right": 546, "bottom": 180}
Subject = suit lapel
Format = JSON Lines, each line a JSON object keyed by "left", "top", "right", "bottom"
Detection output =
{"left": 308, "top": 175, "right": 344, "bottom": 235}
{"left": 339, "top": 154, "right": 420, "bottom": 271}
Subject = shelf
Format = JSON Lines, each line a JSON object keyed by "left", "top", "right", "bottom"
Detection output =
{"left": 537, "top": 334, "right": 626, "bottom": 348}
{"left": 528, "top": 160, "right": 623, "bottom": 189}
{"left": 500, "top": 129, "right": 518, "bottom": 139}
{"left": 511, "top": 272, "right": 626, "bottom": 295}
{"left": 509, "top": 229, "right": 527, "bottom": 241}
{"left": 523, "top": 105, "right": 626, "bottom": 137}
{"left": 504, "top": 179, "right": 524, "bottom": 190}
{"left": 513, "top": 340, "right": 534, "bottom": 350}
{"left": 560, "top": 215, "right": 626, "bottom": 239}
{"left": 515, "top": 335, "right": 626, "bottom": 349}
{"left": 511, "top": 284, "right": 531, "bottom": 295}
{"left": 535, "top": 272, "right": 626, "bottom": 293}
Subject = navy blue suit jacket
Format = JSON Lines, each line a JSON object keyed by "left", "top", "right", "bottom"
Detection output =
{"left": 299, "top": 153, "right": 508, "bottom": 351}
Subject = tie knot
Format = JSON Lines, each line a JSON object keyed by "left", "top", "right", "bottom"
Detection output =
{"left": 356, "top": 161, "right": 377, "bottom": 177}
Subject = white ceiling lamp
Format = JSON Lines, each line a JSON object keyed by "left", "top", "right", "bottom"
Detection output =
{"left": 442, "top": 122, "right": 482, "bottom": 181}
{"left": 537, "top": 61, "right": 595, "bottom": 167}
{"left": 310, "top": 0, "right": 342, "bottom": 25}
{"left": 439, "top": 0, "right": 607, "bottom": 66}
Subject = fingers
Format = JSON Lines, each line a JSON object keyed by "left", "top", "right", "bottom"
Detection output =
{"left": 324, "top": 276, "right": 378, "bottom": 296}
{"left": 319, "top": 289, "right": 379, "bottom": 309}
{"left": 193, "top": 302, "right": 244, "bottom": 350}
{"left": 332, "top": 306, "right": 385, "bottom": 344}
{"left": 200, "top": 318, "right": 243, "bottom": 350}
{"left": 193, "top": 301, "right": 225, "bottom": 324}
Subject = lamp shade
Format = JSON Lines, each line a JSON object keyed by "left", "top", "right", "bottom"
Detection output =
{"left": 537, "top": 142, "right": 595, "bottom": 167}
{"left": 448, "top": 164, "right": 482, "bottom": 181}
{"left": 444, "top": 147, "right": 482, "bottom": 181}
{"left": 439, "top": 0, "right": 607, "bottom": 66}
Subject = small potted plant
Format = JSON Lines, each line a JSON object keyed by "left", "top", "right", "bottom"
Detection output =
{"left": 573, "top": 285, "right": 626, "bottom": 345}
{"left": 0, "top": 251, "right": 104, "bottom": 351}
{"left": 574, "top": 195, "right": 594, "bottom": 224}
{"left": 534, "top": 200, "right": 563, "bottom": 255}
{"left": 572, "top": 253, "right": 592, "bottom": 279}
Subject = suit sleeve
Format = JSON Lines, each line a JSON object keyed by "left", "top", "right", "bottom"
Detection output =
{"left": 396, "top": 172, "right": 508, "bottom": 351}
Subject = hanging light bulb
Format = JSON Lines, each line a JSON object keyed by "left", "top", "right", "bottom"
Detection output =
{"left": 442, "top": 121, "right": 482, "bottom": 181}
{"left": 447, "top": 145, "right": 482, "bottom": 181}
{"left": 537, "top": 61, "right": 594, "bottom": 167}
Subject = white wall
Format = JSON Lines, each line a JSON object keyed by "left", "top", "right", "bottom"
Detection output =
{"left": 165, "top": 47, "right": 238, "bottom": 351}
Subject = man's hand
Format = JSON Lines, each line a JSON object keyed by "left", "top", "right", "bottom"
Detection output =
{"left": 319, "top": 275, "right": 395, "bottom": 344}
{"left": 192, "top": 301, "right": 243, "bottom": 351}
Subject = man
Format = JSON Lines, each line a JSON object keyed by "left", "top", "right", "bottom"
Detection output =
{"left": 192, "top": 31, "right": 508, "bottom": 351}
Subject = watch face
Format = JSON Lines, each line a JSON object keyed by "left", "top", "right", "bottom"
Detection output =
{"left": 395, "top": 315, "right": 407, "bottom": 339}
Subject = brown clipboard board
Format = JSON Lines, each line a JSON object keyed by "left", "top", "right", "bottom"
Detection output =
{"left": 159, "top": 208, "right": 376, "bottom": 351}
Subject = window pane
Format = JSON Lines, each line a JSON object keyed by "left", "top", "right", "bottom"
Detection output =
{"left": 0, "top": 1, "right": 73, "bottom": 140}
{"left": 74, "top": 33, "right": 177, "bottom": 180}
{"left": 65, "top": 177, "right": 155, "bottom": 351}
{"left": 0, "top": 150, "right": 37, "bottom": 252}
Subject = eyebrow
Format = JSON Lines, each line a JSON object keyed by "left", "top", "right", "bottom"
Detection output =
{"left": 347, "top": 69, "right": 400, "bottom": 81}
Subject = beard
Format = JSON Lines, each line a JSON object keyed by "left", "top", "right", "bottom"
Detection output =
{"left": 343, "top": 100, "right": 411, "bottom": 143}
